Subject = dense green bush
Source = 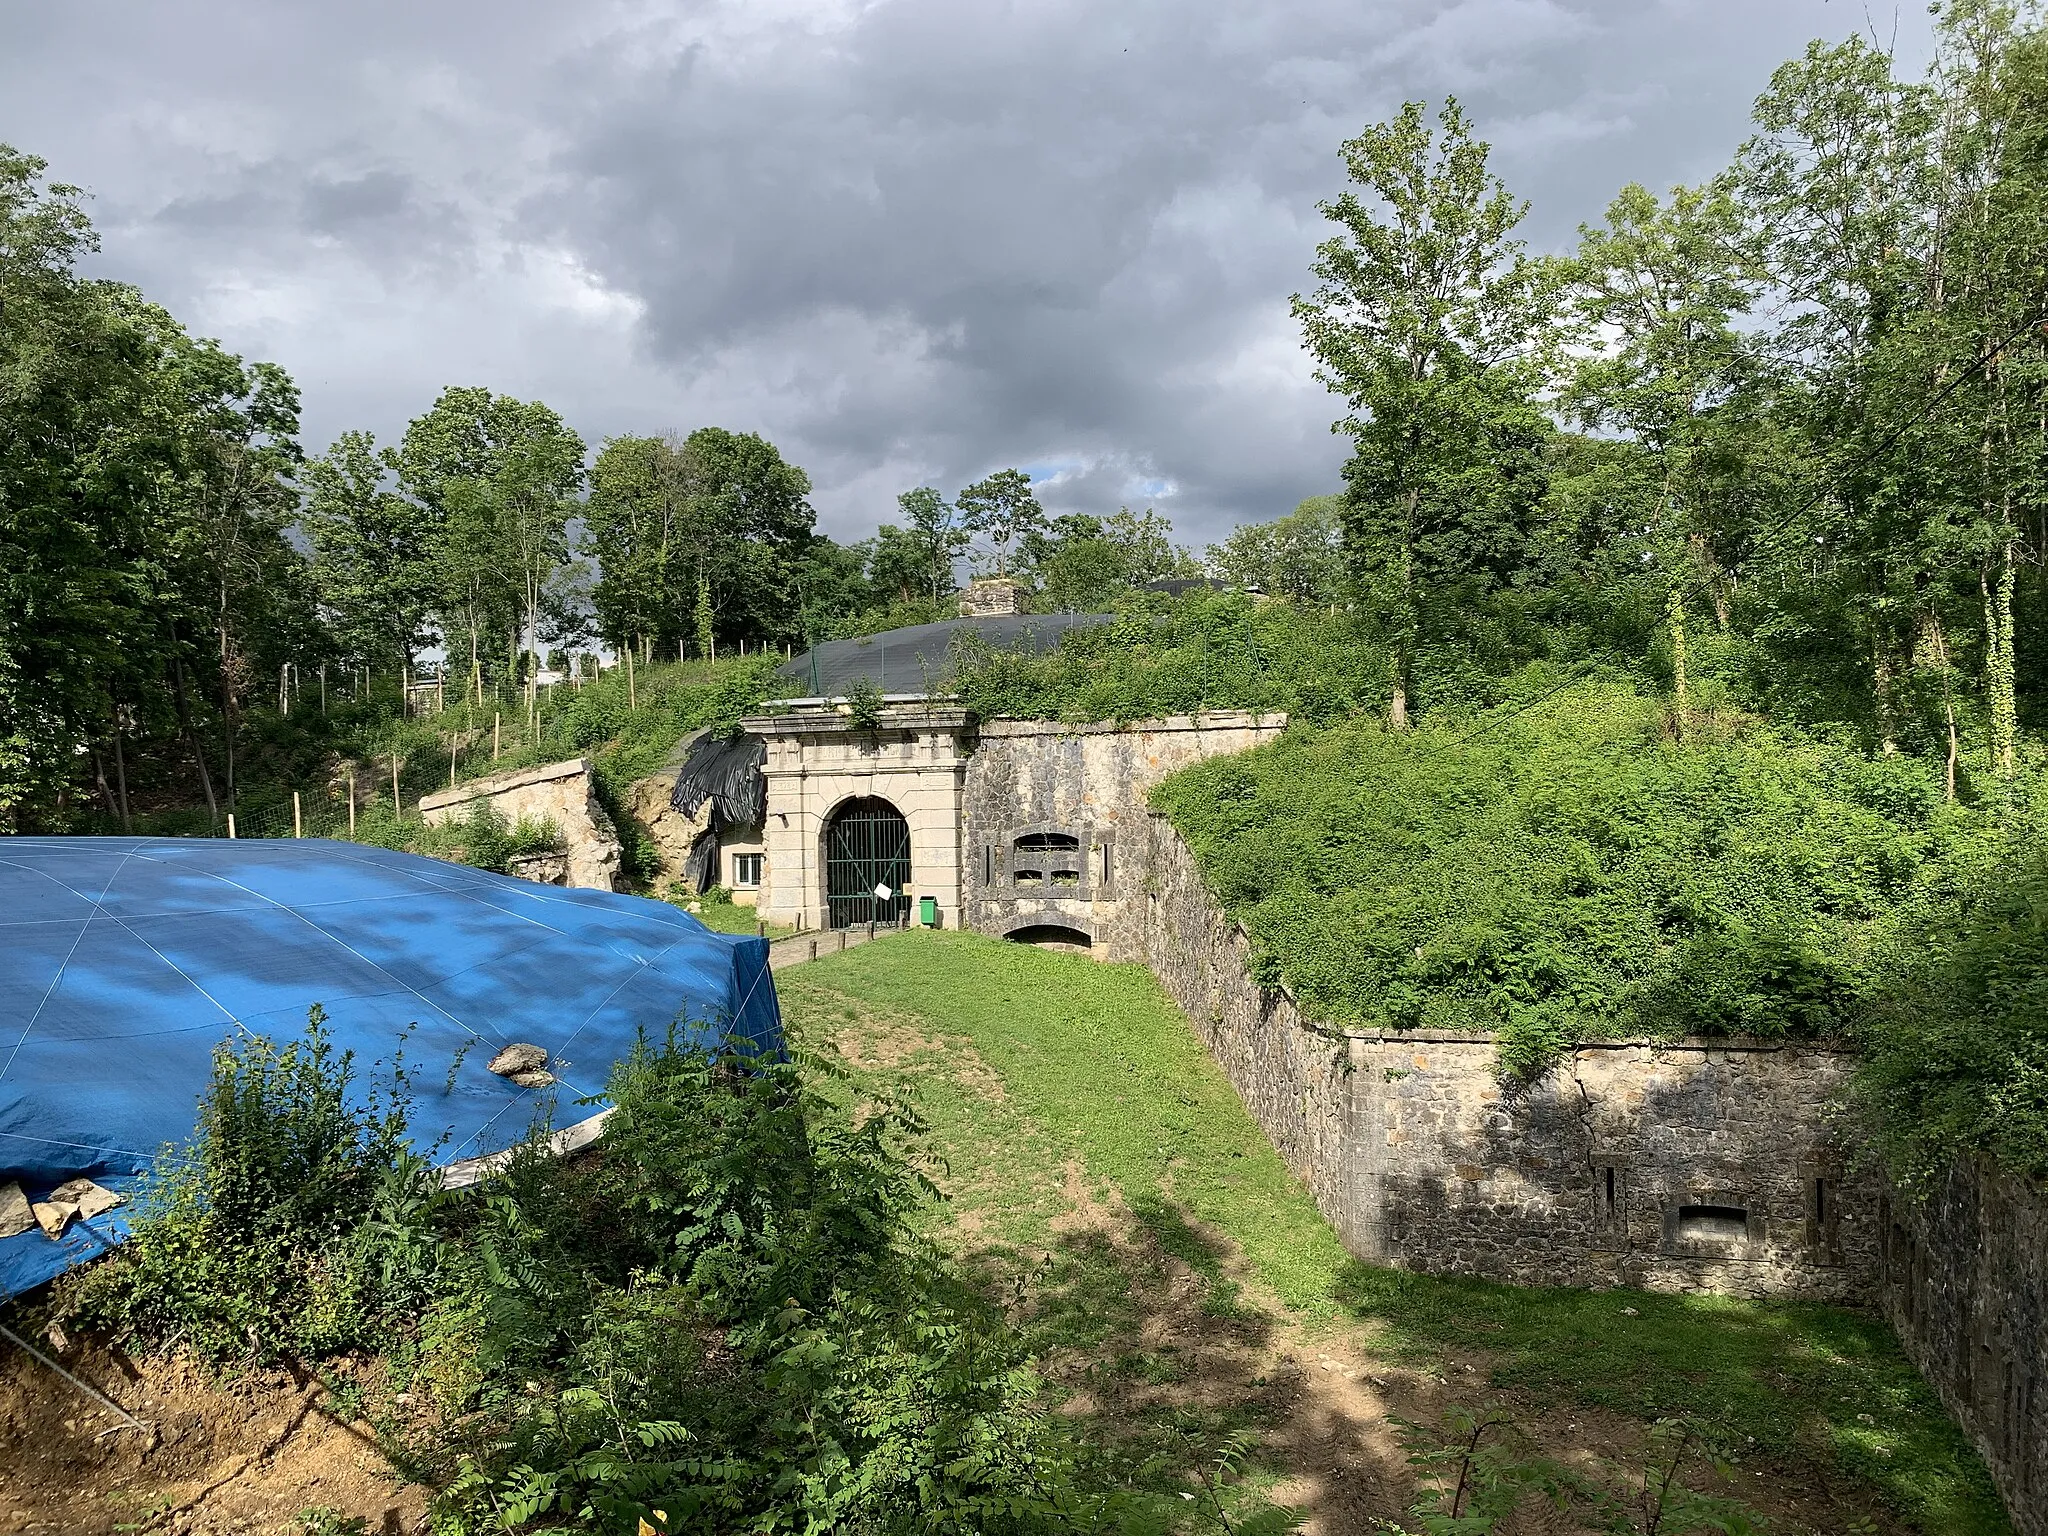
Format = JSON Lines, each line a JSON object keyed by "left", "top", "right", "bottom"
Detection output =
{"left": 62, "top": 1008, "right": 428, "bottom": 1361}
{"left": 60, "top": 1018, "right": 1172, "bottom": 1535}
{"left": 1153, "top": 677, "right": 2005, "bottom": 1078}
{"left": 952, "top": 590, "right": 1392, "bottom": 725}
{"left": 1857, "top": 848, "right": 2048, "bottom": 1186}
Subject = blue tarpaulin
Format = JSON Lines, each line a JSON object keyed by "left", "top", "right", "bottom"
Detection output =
{"left": 0, "top": 837, "right": 782, "bottom": 1299}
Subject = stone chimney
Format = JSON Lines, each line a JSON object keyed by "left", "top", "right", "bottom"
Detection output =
{"left": 958, "top": 577, "right": 1028, "bottom": 617}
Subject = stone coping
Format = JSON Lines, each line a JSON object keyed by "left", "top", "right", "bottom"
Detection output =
{"left": 978, "top": 710, "right": 1285, "bottom": 737}
{"left": 741, "top": 705, "right": 972, "bottom": 734}
{"left": 419, "top": 756, "right": 594, "bottom": 812}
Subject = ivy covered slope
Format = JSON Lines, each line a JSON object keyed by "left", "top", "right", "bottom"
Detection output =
{"left": 1151, "top": 678, "right": 2032, "bottom": 1082}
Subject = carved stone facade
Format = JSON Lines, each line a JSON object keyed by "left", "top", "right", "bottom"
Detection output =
{"left": 743, "top": 705, "right": 974, "bottom": 931}
{"left": 418, "top": 758, "right": 622, "bottom": 891}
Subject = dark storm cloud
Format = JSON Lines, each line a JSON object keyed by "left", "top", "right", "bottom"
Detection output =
{"left": 0, "top": 0, "right": 1934, "bottom": 548}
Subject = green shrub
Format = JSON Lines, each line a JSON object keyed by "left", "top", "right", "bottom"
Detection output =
{"left": 63, "top": 1012, "right": 1159, "bottom": 1532}
{"left": 404, "top": 802, "right": 563, "bottom": 873}
{"left": 1153, "top": 676, "right": 1998, "bottom": 1077}
{"left": 1858, "top": 847, "right": 2048, "bottom": 1185}
{"left": 60, "top": 1007, "right": 430, "bottom": 1362}
{"left": 952, "top": 590, "right": 1393, "bottom": 724}
{"left": 432, "top": 1040, "right": 1132, "bottom": 1534}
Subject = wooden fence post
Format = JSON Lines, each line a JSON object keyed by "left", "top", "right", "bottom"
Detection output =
{"left": 347, "top": 768, "right": 356, "bottom": 836}
{"left": 494, "top": 713, "right": 501, "bottom": 759}
{"left": 226, "top": 813, "right": 236, "bottom": 840}
{"left": 293, "top": 792, "right": 302, "bottom": 838}
{"left": 392, "top": 754, "right": 401, "bottom": 814}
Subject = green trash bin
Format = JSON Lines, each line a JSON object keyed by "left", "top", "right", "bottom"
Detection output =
{"left": 918, "top": 895, "right": 938, "bottom": 928}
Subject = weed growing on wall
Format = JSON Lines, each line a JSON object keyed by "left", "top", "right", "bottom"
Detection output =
{"left": 952, "top": 590, "right": 1396, "bottom": 725}
{"left": 1857, "top": 847, "right": 2048, "bottom": 1186}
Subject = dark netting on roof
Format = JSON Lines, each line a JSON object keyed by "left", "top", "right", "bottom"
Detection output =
{"left": 780, "top": 613, "right": 1112, "bottom": 697}
{"left": 0, "top": 837, "right": 782, "bottom": 1299}
{"left": 670, "top": 732, "right": 767, "bottom": 827}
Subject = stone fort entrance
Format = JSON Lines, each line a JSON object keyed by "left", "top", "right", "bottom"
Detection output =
{"left": 823, "top": 796, "right": 912, "bottom": 929}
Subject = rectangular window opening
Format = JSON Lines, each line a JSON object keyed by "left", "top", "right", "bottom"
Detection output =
{"left": 1603, "top": 1165, "right": 1615, "bottom": 1216}
{"left": 731, "top": 852, "right": 763, "bottom": 888}
{"left": 1675, "top": 1204, "right": 1748, "bottom": 1243}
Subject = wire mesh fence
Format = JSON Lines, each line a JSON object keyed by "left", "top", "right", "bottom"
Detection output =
{"left": 70, "top": 660, "right": 648, "bottom": 847}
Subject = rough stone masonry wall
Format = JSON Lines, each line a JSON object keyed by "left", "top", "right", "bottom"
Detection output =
{"left": 1138, "top": 806, "right": 2048, "bottom": 1531}
{"left": 961, "top": 713, "right": 1285, "bottom": 957}
{"left": 419, "top": 758, "right": 623, "bottom": 891}
{"left": 1133, "top": 811, "right": 1878, "bottom": 1302}
{"left": 1880, "top": 1159, "right": 2048, "bottom": 1535}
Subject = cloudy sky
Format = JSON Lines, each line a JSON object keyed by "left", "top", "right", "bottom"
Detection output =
{"left": 3, "top": 0, "right": 1930, "bottom": 551}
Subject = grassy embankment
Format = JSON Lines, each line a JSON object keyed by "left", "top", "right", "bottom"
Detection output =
{"left": 780, "top": 930, "right": 2010, "bottom": 1534}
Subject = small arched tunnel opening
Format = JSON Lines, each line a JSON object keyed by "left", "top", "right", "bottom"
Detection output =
{"left": 1004, "top": 923, "right": 1094, "bottom": 955}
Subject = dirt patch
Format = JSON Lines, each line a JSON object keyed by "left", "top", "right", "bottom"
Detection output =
{"left": 806, "top": 988, "right": 1009, "bottom": 1103}
{"left": 0, "top": 1336, "right": 423, "bottom": 1535}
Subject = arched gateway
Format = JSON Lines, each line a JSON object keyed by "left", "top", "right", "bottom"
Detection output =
{"left": 824, "top": 796, "right": 912, "bottom": 929}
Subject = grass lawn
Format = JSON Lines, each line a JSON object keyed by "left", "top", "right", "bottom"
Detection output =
{"left": 662, "top": 889, "right": 796, "bottom": 939}
{"left": 778, "top": 929, "right": 2010, "bottom": 1536}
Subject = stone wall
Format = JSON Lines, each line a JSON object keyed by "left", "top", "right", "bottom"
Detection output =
{"left": 962, "top": 713, "right": 1286, "bottom": 959}
{"left": 419, "top": 758, "right": 622, "bottom": 891}
{"left": 1880, "top": 1159, "right": 2048, "bottom": 1535}
{"left": 1132, "top": 810, "right": 1878, "bottom": 1302}
{"left": 623, "top": 760, "right": 714, "bottom": 881}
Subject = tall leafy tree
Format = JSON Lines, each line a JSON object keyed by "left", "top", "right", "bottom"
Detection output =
{"left": 956, "top": 468, "right": 1045, "bottom": 578}
{"left": 1208, "top": 496, "right": 1347, "bottom": 603}
{"left": 398, "top": 387, "right": 584, "bottom": 696}
{"left": 895, "top": 485, "right": 969, "bottom": 601}
{"left": 0, "top": 148, "right": 153, "bottom": 822}
{"left": 303, "top": 430, "right": 437, "bottom": 673}
{"left": 1293, "top": 99, "right": 1561, "bottom": 725}
{"left": 585, "top": 433, "right": 689, "bottom": 661}
{"left": 674, "top": 427, "right": 814, "bottom": 656}
{"left": 1567, "top": 182, "right": 1762, "bottom": 628}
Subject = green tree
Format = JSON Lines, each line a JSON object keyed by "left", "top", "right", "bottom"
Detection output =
{"left": 1208, "top": 496, "right": 1347, "bottom": 603}
{"left": 585, "top": 433, "right": 690, "bottom": 662}
{"left": 398, "top": 388, "right": 584, "bottom": 700}
{"left": 1567, "top": 181, "right": 1761, "bottom": 623}
{"left": 673, "top": 427, "right": 814, "bottom": 657}
{"left": 302, "top": 430, "right": 437, "bottom": 673}
{"left": 0, "top": 148, "right": 156, "bottom": 823}
{"left": 956, "top": 468, "right": 1045, "bottom": 578}
{"left": 896, "top": 485, "right": 969, "bottom": 601}
{"left": 1292, "top": 99, "right": 1561, "bottom": 725}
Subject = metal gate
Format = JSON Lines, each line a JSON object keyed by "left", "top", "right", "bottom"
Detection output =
{"left": 824, "top": 797, "right": 912, "bottom": 929}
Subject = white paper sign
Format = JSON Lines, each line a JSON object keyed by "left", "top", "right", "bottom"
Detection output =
{"left": 874, "top": 883, "right": 893, "bottom": 900}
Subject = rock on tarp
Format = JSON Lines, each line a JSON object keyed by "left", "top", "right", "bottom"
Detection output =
{"left": 0, "top": 837, "right": 783, "bottom": 1299}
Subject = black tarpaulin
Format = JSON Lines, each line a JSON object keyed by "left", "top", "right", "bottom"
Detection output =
{"left": 671, "top": 732, "right": 767, "bottom": 828}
